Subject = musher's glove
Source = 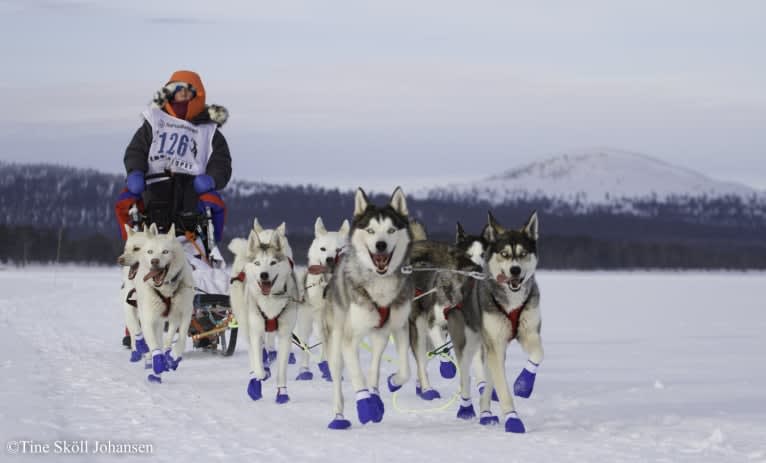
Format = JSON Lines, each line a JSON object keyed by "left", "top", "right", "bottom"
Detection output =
{"left": 126, "top": 170, "right": 145, "bottom": 195}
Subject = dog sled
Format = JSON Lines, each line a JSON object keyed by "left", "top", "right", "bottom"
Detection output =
{"left": 129, "top": 172, "right": 238, "bottom": 356}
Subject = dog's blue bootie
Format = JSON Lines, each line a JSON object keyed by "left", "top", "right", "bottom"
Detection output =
{"left": 129, "top": 350, "right": 142, "bottom": 362}
{"left": 318, "top": 361, "right": 332, "bottom": 381}
{"left": 276, "top": 388, "right": 290, "bottom": 404}
{"left": 328, "top": 414, "right": 351, "bottom": 430}
{"left": 247, "top": 378, "right": 263, "bottom": 401}
{"left": 480, "top": 412, "right": 499, "bottom": 426}
{"left": 514, "top": 363, "right": 538, "bottom": 398}
{"left": 262, "top": 348, "right": 269, "bottom": 364}
{"left": 267, "top": 350, "right": 278, "bottom": 364}
{"left": 356, "top": 390, "right": 375, "bottom": 424}
{"left": 504, "top": 412, "right": 526, "bottom": 433}
{"left": 147, "top": 374, "right": 162, "bottom": 384}
{"left": 457, "top": 397, "right": 476, "bottom": 420}
{"left": 151, "top": 351, "right": 167, "bottom": 374}
{"left": 369, "top": 389, "right": 384, "bottom": 423}
{"left": 135, "top": 337, "right": 149, "bottom": 355}
{"left": 439, "top": 359, "right": 457, "bottom": 379}
{"left": 416, "top": 383, "right": 441, "bottom": 401}
{"left": 288, "top": 352, "right": 296, "bottom": 364}
{"left": 295, "top": 369, "right": 313, "bottom": 381}
{"left": 164, "top": 350, "right": 181, "bottom": 371}
{"left": 387, "top": 374, "right": 402, "bottom": 392}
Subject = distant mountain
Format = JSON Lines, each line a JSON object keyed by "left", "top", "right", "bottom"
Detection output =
{"left": 2, "top": 158, "right": 765, "bottom": 268}
{"left": 419, "top": 149, "right": 765, "bottom": 213}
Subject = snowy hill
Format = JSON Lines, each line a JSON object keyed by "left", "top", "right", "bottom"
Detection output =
{"left": 420, "top": 149, "right": 765, "bottom": 210}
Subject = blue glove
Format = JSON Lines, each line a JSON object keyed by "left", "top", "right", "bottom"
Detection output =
{"left": 126, "top": 170, "right": 145, "bottom": 194}
{"left": 193, "top": 174, "right": 215, "bottom": 194}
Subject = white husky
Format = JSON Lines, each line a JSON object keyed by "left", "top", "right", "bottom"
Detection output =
{"left": 293, "top": 217, "right": 349, "bottom": 381}
{"left": 239, "top": 228, "right": 300, "bottom": 403}
{"left": 117, "top": 224, "right": 149, "bottom": 363}
{"left": 135, "top": 223, "right": 195, "bottom": 383}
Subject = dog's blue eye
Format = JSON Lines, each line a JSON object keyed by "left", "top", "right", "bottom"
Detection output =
{"left": 270, "top": 260, "right": 276, "bottom": 266}
{"left": 255, "top": 261, "right": 261, "bottom": 266}
{"left": 366, "top": 228, "right": 374, "bottom": 234}
{"left": 162, "top": 250, "right": 169, "bottom": 254}
{"left": 387, "top": 228, "right": 396, "bottom": 234}
{"left": 147, "top": 250, "right": 153, "bottom": 254}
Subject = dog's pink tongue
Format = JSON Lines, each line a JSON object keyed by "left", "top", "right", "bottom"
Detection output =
{"left": 373, "top": 253, "right": 389, "bottom": 268}
{"left": 259, "top": 282, "right": 272, "bottom": 294}
{"left": 143, "top": 268, "right": 163, "bottom": 282}
{"left": 496, "top": 273, "right": 509, "bottom": 284}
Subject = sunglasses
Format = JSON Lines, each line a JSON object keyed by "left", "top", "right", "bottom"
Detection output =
{"left": 165, "top": 82, "right": 197, "bottom": 98}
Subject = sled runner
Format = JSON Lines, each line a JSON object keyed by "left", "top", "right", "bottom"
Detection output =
{"left": 129, "top": 172, "right": 238, "bottom": 356}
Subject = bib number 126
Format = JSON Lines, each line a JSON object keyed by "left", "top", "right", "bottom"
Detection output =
{"left": 157, "top": 132, "right": 189, "bottom": 157}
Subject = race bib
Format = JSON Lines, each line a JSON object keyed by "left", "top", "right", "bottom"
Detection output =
{"left": 143, "top": 107, "right": 217, "bottom": 176}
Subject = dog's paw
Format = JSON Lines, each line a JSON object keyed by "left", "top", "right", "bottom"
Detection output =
{"left": 151, "top": 351, "right": 167, "bottom": 374}
{"left": 318, "top": 361, "right": 332, "bottom": 381}
{"left": 129, "top": 350, "right": 142, "bottom": 363}
{"left": 295, "top": 369, "right": 313, "bottom": 381}
{"left": 504, "top": 412, "right": 526, "bottom": 433}
{"left": 288, "top": 352, "right": 296, "bottom": 364}
{"left": 276, "top": 387, "right": 290, "bottom": 404}
{"left": 479, "top": 411, "right": 499, "bottom": 426}
{"left": 439, "top": 359, "right": 457, "bottom": 379}
{"left": 457, "top": 404, "right": 476, "bottom": 420}
{"left": 369, "top": 389, "right": 384, "bottom": 423}
{"left": 416, "top": 387, "right": 442, "bottom": 401}
{"left": 135, "top": 337, "right": 149, "bottom": 355}
{"left": 247, "top": 378, "right": 262, "bottom": 401}
{"left": 387, "top": 374, "right": 402, "bottom": 392}
{"left": 355, "top": 390, "right": 374, "bottom": 424}
{"left": 147, "top": 374, "right": 162, "bottom": 384}
{"left": 514, "top": 368, "right": 537, "bottom": 398}
{"left": 328, "top": 414, "right": 351, "bottom": 430}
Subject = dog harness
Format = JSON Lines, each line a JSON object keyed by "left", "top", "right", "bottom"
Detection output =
{"left": 375, "top": 306, "right": 390, "bottom": 328}
{"left": 140, "top": 269, "right": 184, "bottom": 317}
{"left": 491, "top": 293, "right": 530, "bottom": 341}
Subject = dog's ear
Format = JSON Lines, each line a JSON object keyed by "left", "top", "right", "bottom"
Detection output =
{"left": 247, "top": 230, "right": 261, "bottom": 256}
{"left": 522, "top": 210, "right": 539, "bottom": 241}
{"left": 409, "top": 219, "right": 427, "bottom": 241}
{"left": 167, "top": 223, "right": 175, "bottom": 238}
{"left": 147, "top": 223, "right": 159, "bottom": 237}
{"left": 389, "top": 186, "right": 408, "bottom": 217}
{"left": 268, "top": 228, "right": 284, "bottom": 253}
{"left": 487, "top": 211, "right": 505, "bottom": 234}
{"left": 354, "top": 188, "right": 369, "bottom": 217}
{"left": 482, "top": 212, "right": 502, "bottom": 243}
{"left": 252, "top": 218, "right": 263, "bottom": 233}
{"left": 338, "top": 219, "right": 350, "bottom": 238}
{"left": 124, "top": 224, "right": 134, "bottom": 238}
{"left": 276, "top": 222, "right": 287, "bottom": 237}
{"left": 314, "top": 217, "right": 327, "bottom": 237}
{"left": 455, "top": 221, "right": 466, "bottom": 244}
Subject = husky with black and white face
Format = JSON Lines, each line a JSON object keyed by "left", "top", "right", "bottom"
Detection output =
{"left": 134, "top": 223, "right": 194, "bottom": 384}
{"left": 464, "top": 210, "right": 543, "bottom": 434}
{"left": 322, "top": 187, "right": 414, "bottom": 429}
{"left": 294, "top": 217, "right": 350, "bottom": 381}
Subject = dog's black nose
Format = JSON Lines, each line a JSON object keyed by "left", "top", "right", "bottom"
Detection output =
{"left": 325, "top": 257, "right": 335, "bottom": 265}
{"left": 375, "top": 241, "right": 387, "bottom": 252}
{"left": 151, "top": 258, "right": 159, "bottom": 266}
{"left": 510, "top": 266, "right": 521, "bottom": 276}
{"left": 260, "top": 272, "right": 270, "bottom": 281}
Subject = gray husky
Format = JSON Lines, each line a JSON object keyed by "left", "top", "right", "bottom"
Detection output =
{"left": 456, "top": 211, "right": 543, "bottom": 433}
{"left": 323, "top": 187, "right": 414, "bottom": 429}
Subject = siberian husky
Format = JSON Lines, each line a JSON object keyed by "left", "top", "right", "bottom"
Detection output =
{"left": 240, "top": 228, "right": 300, "bottom": 403}
{"left": 134, "top": 223, "right": 195, "bottom": 383}
{"left": 294, "top": 217, "right": 349, "bottom": 381}
{"left": 117, "top": 224, "right": 149, "bottom": 362}
{"left": 460, "top": 211, "right": 543, "bottom": 433}
{"left": 323, "top": 187, "right": 414, "bottom": 429}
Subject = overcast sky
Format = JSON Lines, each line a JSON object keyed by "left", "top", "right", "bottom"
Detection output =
{"left": 1, "top": 0, "right": 764, "bottom": 191}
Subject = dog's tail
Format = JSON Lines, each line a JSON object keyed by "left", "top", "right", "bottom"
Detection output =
{"left": 228, "top": 237, "right": 248, "bottom": 256}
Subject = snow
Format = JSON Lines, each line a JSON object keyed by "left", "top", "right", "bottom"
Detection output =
{"left": 420, "top": 149, "right": 764, "bottom": 206}
{"left": 1, "top": 267, "right": 765, "bottom": 462}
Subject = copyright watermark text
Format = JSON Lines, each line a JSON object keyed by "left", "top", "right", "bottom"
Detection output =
{"left": 7, "top": 439, "right": 153, "bottom": 456}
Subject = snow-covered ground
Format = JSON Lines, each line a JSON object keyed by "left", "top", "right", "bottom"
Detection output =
{"left": 0, "top": 267, "right": 764, "bottom": 462}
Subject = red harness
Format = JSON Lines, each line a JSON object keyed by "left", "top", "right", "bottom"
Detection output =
{"left": 376, "top": 306, "right": 390, "bottom": 328}
{"left": 230, "top": 271, "right": 246, "bottom": 284}
{"left": 258, "top": 305, "right": 284, "bottom": 332}
{"left": 492, "top": 295, "right": 529, "bottom": 341}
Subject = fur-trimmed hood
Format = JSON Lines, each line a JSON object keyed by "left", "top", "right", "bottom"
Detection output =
{"left": 150, "top": 70, "right": 229, "bottom": 127}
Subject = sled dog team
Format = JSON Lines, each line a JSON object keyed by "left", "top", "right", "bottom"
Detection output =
{"left": 118, "top": 187, "right": 544, "bottom": 433}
